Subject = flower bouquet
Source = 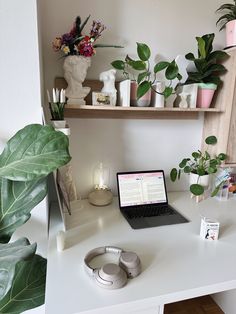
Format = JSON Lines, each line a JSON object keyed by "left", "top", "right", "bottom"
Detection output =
{"left": 52, "top": 15, "right": 123, "bottom": 57}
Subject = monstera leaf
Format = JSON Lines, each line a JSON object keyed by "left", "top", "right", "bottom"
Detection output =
{"left": 0, "top": 124, "right": 71, "bottom": 181}
{"left": 0, "top": 239, "right": 46, "bottom": 314}
{"left": 0, "top": 177, "right": 47, "bottom": 243}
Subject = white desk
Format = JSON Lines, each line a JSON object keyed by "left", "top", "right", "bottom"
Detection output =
{"left": 46, "top": 192, "right": 236, "bottom": 314}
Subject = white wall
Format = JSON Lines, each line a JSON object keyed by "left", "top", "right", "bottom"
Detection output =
{"left": 40, "top": 0, "right": 227, "bottom": 198}
{"left": 39, "top": 0, "right": 235, "bottom": 313}
{"left": 0, "top": 0, "right": 46, "bottom": 313}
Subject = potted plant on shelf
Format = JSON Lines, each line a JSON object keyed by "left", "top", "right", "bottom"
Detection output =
{"left": 0, "top": 124, "right": 71, "bottom": 313}
{"left": 111, "top": 42, "right": 182, "bottom": 107}
{"left": 216, "top": 0, "right": 236, "bottom": 47}
{"left": 170, "top": 135, "right": 227, "bottom": 197}
{"left": 185, "top": 33, "right": 229, "bottom": 108}
{"left": 48, "top": 88, "right": 70, "bottom": 133}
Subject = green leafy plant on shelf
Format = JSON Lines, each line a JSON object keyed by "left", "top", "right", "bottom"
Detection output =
{"left": 0, "top": 124, "right": 71, "bottom": 313}
{"left": 170, "top": 135, "right": 227, "bottom": 196}
{"left": 111, "top": 42, "right": 182, "bottom": 99}
{"left": 185, "top": 33, "right": 228, "bottom": 86}
{"left": 216, "top": 0, "right": 236, "bottom": 30}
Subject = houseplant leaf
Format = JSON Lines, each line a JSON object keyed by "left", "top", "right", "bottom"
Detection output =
{"left": 136, "top": 42, "right": 151, "bottom": 61}
{"left": 137, "top": 81, "right": 151, "bottom": 99}
{"left": 205, "top": 135, "right": 217, "bottom": 145}
{"left": 132, "top": 60, "right": 146, "bottom": 71}
{"left": 154, "top": 61, "right": 169, "bottom": 73}
{"left": 170, "top": 168, "right": 177, "bottom": 182}
{"left": 111, "top": 60, "right": 125, "bottom": 70}
{"left": 137, "top": 71, "right": 149, "bottom": 84}
{"left": 0, "top": 177, "right": 47, "bottom": 243}
{"left": 0, "top": 238, "right": 36, "bottom": 300}
{"left": 0, "top": 254, "right": 46, "bottom": 314}
{"left": 165, "top": 61, "right": 179, "bottom": 80}
{"left": 190, "top": 184, "right": 204, "bottom": 196}
{"left": 0, "top": 124, "right": 71, "bottom": 181}
{"left": 196, "top": 37, "right": 206, "bottom": 58}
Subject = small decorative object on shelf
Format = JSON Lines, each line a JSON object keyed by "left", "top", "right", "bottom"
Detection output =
{"left": 92, "top": 92, "right": 112, "bottom": 106}
{"left": 88, "top": 162, "right": 113, "bottom": 206}
{"left": 99, "top": 69, "right": 117, "bottom": 106}
{"left": 170, "top": 135, "right": 227, "bottom": 199}
{"left": 52, "top": 15, "right": 123, "bottom": 106}
{"left": 216, "top": 0, "right": 236, "bottom": 48}
{"left": 185, "top": 33, "right": 229, "bottom": 108}
{"left": 111, "top": 42, "right": 182, "bottom": 106}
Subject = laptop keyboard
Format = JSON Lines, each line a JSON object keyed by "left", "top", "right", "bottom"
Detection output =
{"left": 126, "top": 205, "right": 175, "bottom": 219}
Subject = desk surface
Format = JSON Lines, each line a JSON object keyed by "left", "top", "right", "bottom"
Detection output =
{"left": 46, "top": 192, "right": 236, "bottom": 314}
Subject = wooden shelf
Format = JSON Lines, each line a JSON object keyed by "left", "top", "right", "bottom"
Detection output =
{"left": 64, "top": 105, "right": 223, "bottom": 119}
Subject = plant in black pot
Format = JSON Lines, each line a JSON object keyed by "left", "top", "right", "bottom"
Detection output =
{"left": 111, "top": 42, "right": 182, "bottom": 106}
{"left": 0, "top": 124, "right": 71, "bottom": 313}
{"left": 185, "top": 33, "right": 228, "bottom": 108}
{"left": 216, "top": 0, "right": 236, "bottom": 47}
{"left": 170, "top": 135, "right": 227, "bottom": 197}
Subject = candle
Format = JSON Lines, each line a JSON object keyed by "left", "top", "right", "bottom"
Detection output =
{"left": 56, "top": 88, "right": 60, "bottom": 102}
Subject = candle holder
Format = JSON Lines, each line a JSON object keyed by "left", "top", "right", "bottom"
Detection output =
{"left": 88, "top": 162, "right": 113, "bottom": 206}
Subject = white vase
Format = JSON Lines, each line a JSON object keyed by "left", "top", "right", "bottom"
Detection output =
{"left": 63, "top": 55, "right": 91, "bottom": 106}
{"left": 189, "top": 172, "right": 210, "bottom": 188}
{"left": 151, "top": 82, "right": 165, "bottom": 107}
{"left": 165, "top": 93, "right": 177, "bottom": 108}
{"left": 52, "top": 120, "right": 66, "bottom": 128}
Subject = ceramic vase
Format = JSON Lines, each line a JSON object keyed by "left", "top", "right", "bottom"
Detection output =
{"left": 151, "top": 82, "right": 165, "bottom": 107}
{"left": 189, "top": 172, "right": 210, "bottom": 188}
{"left": 63, "top": 55, "right": 91, "bottom": 106}
{"left": 226, "top": 20, "right": 236, "bottom": 48}
{"left": 130, "top": 81, "right": 151, "bottom": 107}
{"left": 196, "top": 83, "right": 217, "bottom": 108}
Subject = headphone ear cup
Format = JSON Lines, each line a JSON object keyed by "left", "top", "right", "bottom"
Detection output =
{"left": 94, "top": 263, "right": 127, "bottom": 289}
{"left": 119, "top": 252, "right": 142, "bottom": 278}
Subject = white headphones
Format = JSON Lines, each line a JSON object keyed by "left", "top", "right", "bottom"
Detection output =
{"left": 84, "top": 246, "right": 141, "bottom": 289}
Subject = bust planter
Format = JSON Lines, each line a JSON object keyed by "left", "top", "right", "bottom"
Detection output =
{"left": 196, "top": 83, "right": 217, "bottom": 108}
{"left": 63, "top": 55, "right": 91, "bottom": 106}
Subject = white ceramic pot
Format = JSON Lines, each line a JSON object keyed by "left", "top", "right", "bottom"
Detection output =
{"left": 151, "top": 82, "right": 165, "bottom": 107}
{"left": 189, "top": 172, "right": 210, "bottom": 188}
{"left": 52, "top": 120, "right": 66, "bottom": 128}
{"left": 63, "top": 55, "right": 91, "bottom": 105}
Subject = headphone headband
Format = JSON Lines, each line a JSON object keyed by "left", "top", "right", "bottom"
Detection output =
{"left": 84, "top": 246, "right": 123, "bottom": 276}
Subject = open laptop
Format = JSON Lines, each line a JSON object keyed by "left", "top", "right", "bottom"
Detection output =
{"left": 117, "top": 170, "right": 189, "bottom": 229}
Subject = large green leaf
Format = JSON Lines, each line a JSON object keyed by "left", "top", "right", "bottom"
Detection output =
{"left": 165, "top": 61, "right": 179, "bottom": 80}
{"left": 137, "top": 81, "right": 151, "bottom": 99}
{"left": 136, "top": 43, "right": 151, "bottom": 61}
{"left": 0, "top": 254, "right": 46, "bottom": 314}
{"left": 0, "top": 177, "right": 47, "bottom": 243}
{"left": 0, "top": 124, "right": 71, "bottom": 181}
{"left": 0, "top": 238, "right": 36, "bottom": 301}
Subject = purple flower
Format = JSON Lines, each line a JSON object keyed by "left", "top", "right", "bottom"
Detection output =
{"left": 62, "top": 33, "right": 74, "bottom": 45}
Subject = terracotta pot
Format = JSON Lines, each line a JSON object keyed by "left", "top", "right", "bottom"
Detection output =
{"left": 196, "top": 83, "right": 217, "bottom": 108}
{"left": 130, "top": 81, "right": 151, "bottom": 107}
{"left": 226, "top": 20, "right": 236, "bottom": 48}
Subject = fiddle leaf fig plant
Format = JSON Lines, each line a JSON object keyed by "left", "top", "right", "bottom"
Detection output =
{"left": 170, "top": 135, "right": 227, "bottom": 196}
{"left": 0, "top": 124, "right": 71, "bottom": 313}
{"left": 185, "top": 33, "right": 228, "bottom": 86}
{"left": 111, "top": 42, "right": 182, "bottom": 99}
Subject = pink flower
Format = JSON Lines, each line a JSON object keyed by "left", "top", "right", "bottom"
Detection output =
{"left": 78, "top": 39, "right": 95, "bottom": 57}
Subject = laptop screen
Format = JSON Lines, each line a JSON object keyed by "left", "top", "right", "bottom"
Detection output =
{"left": 117, "top": 171, "right": 167, "bottom": 207}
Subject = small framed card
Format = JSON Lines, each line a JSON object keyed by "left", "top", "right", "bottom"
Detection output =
{"left": 92, "top": 92, "right": 111, "bottom": 106}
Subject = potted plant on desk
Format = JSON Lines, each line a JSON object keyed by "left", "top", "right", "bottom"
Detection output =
{"left": 170, "top": 135, "right": 227, "bottom": 197}
{"left": 0, "top": 124, "right": 71, "bottom": 313}
{"left": 185, "top": 33, "right": 228, "bottom": 108}
{"left": 216, "top": 0, "right": 236, "bottom": 47}
{"left": 111, "top": 42, "right": 182, "bottom": 107}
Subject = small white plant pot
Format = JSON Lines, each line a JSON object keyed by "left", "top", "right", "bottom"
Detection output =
{"left": 165, "top": 94, "right": 177, "bottom": 108}
{"left": 52, "top": 120, "right": 66, "bottom": 128}
{"left": 151, "top": 82, "right": 165, "bottom": 107}
{"left": 189, "top": 172, "right": 210, "bottom": 188}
